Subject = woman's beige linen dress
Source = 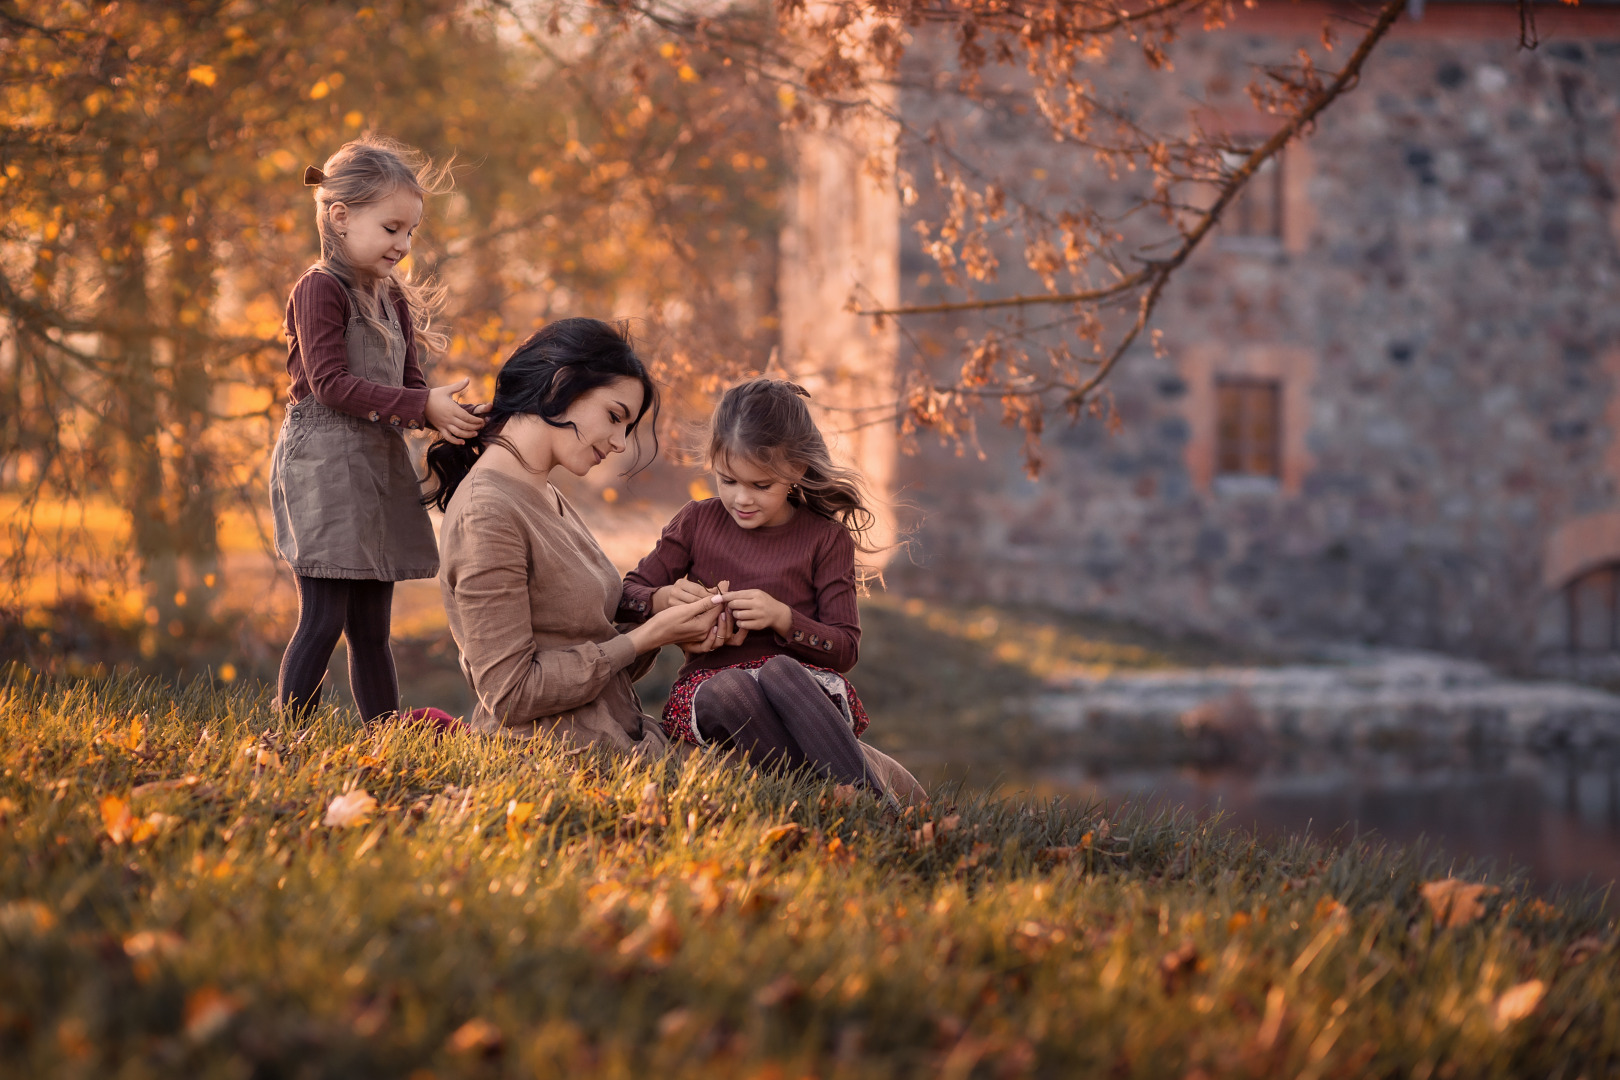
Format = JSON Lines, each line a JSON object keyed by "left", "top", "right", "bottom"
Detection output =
{"left": 438, "top": 468, "right": 669, "bottom": 750}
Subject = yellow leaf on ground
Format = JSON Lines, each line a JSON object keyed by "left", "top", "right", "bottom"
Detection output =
{"left": 184, "top": 986, "right": 240, "bottom": 1042}
{"left": 448, "top": 1017, "right": 503, "bottom": 1054}
{"left": 101, "top": 794, "right": 133, "bottom": 843}
{"left": 0, "top": 900, "right": 56, "bottom": 937}
{"left": 1493, "top": 979, "right": 1546, "bottom": 1029}
{"left": 323, "top": 789, "right": 377, "bottom": 828}
{"left": 1420, "top": 878, "right": 1499, "bottom": 928}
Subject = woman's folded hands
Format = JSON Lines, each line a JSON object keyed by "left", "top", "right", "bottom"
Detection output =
{"left": 625, "top": 587, "right": 727, "bottom": 656}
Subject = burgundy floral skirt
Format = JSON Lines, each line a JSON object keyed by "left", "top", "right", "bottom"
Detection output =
{"left": 661, "top": 657, "right": 871, "bottom": 746}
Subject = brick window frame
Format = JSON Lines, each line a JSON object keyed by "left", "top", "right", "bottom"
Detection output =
{"left": 1181, "top": 345, "right": 1315, "bottom": 496}
{"left": 1565, "top": 564, "right": 1620, "bottom": 654}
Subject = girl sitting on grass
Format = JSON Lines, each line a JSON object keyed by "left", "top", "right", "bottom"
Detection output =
{"left": 618, "top": 378, "right": 924, "bottom": 802}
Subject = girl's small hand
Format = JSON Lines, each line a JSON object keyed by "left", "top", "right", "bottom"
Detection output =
{"left": 654, "top": 576, "right": 711, "bottom": 613}
{"left": 427, "top": 377, "right": 486, "bottom": 445}
{"left": 721, "top": 588, "right": 792, "bottom": 637}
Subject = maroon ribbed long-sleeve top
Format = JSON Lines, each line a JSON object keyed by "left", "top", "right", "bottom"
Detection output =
{"left": 284, "top": 268, "right": 431, "bottom": 426}
{"left": 618, "top": 498, "right": 861, "bottom": 679}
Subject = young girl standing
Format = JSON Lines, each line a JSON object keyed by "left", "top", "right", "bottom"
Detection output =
{"left": 270, "top": 137, "right": 483, "bottom": 723}
{"left": 618, "top": 378, "right": 924, "bottom": 801}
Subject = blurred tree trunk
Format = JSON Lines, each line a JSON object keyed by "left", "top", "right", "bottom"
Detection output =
{"left": 167, "top": 197, "right": 221, "bottom": 633}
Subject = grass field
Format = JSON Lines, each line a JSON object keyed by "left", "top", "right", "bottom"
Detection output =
{"left": 2, "top": 669, "right": 1618, "bottom": 1078}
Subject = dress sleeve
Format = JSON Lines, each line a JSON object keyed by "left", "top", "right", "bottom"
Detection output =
{"left": 774, "top": 526, "right": 861, "bottom": 672}
{"left": 446, "top": 503, "right": 639, "bottom": 727}
{"left": 291, "top": 273, "right": 430, "bottom": 426}
{"left": 616, "top": 501, "right": 699, "bottom": 622}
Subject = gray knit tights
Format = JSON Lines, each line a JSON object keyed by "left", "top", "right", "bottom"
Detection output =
{"left": 693, "top": 656, "right": 876, "bottom": 791}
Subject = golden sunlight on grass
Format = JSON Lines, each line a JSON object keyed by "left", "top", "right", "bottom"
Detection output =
{"left": 1, "top": 670, "right": 1615, "bottom": 1076}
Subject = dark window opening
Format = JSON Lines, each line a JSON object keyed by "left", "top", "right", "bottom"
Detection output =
{"left": 1222, "top": 151, "right": 1285, "bottom": 241}
{"left": 1216, "top": 376, "right": 1282, "bottom": 479}
{"left": 1566, "top": 565, "right": 1620, "bottom": 654}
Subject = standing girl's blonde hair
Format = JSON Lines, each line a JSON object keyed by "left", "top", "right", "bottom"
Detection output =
{"left": 304, "top": 136, "right": 452, "bottom": 357}
{"left": 270, "top": 135, "right": 483, "bottom": 727}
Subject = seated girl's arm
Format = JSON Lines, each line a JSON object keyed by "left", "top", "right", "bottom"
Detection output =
{"left": 447, "top": 505, "right": 640, "bottom": 725}
{"left": 726, "top": 529, "right": 860, "bottom": 672}
{"left": 617, "top": 501, "right": 700, "bottom": 622}
{"left": 781, "top": 528, "right": 861, "bottom": 671}
{"left": 292, "top": 272, "right": 431, "bottom": 427}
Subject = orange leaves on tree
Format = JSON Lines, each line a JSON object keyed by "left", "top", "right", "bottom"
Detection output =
{"left": 186, "top": 65, "right": 217, "bottom": 87}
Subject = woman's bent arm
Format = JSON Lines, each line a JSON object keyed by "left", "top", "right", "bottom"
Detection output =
{"left": 446, "top": 509, "right": 637, "bottom": 726}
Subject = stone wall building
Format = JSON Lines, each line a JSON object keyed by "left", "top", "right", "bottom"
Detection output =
{"left": 781, "top": 1, "right": 1620, "bottom": 675}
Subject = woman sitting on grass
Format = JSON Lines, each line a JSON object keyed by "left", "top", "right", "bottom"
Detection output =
{"left": 424, "top": 319, "right": 725, "bottom": 751}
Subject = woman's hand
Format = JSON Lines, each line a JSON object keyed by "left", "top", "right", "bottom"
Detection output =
{"left": 721, "top": 588, "right": 793, "bottom": 637}
{"left": 427, "top": 377, "right": 486, "bottom": 445}
{"left": 678, "top": 581, "right": 748, "bottom": 654}
{"left": 625, "top": 592, "right": 723, "bottom": 655}
{"left": 653, "top": 576, "right": 712, "bottom": 614}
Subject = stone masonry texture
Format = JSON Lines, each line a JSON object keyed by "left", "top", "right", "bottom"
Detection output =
{"left": 878, "top": 5, "right": 1620, "bottom": 674}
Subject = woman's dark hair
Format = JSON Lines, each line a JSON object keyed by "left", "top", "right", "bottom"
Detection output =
{"left": 423, "top": 318, "right": 659, "bottom": 511}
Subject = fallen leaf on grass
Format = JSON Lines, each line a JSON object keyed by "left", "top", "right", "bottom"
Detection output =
{"left": 754, "top": 974, "right": 801, "bottom": 1008}
{"left": 131, "top": 776, "right": 200, "bottom": 798}
{"left": 1564, "top": 935, "right": 1606, "bottom": 966}
{"left": 1313, "top": 897, "right": 1348, "bottom": 923}
{"left": 832, "top": 783, "right": 860, "bottom": 807}
{"left": 912, "top": 814, "right": 961, "bottom": 847}
{"left": 123, "top": 930, "right": 185, "bottom": 958}
{"left": 506, "top": 800, "right": 535, "bottom": 844}
{"left": 758, "top": 823, "right": 805, "bottom": 854}
{"left": 184, "top": 986, "right": 241, "bottom": 1042}
{"left": 1158, "top": 940, "right": 1200, "bottom": 994}
{"left": 323, "top": 789, "right": 377, "bottom": 828}
{"left": 617, "top": 895, "right": 682, "bottom": 965}
{"left": 1492, "top": 979, "right": 1546, "bottom": 1030}
{"left": 0, "top": 900, "right": 56, "bottom": 937}
{"left": 101, "top": 794, "right": 134, "bottom": 843}
{"left": 448, "top": 1017, "right": 503, "bottom": 1055}
{"left": 1420, "top": 878, "right": 1499, "bottom": 928}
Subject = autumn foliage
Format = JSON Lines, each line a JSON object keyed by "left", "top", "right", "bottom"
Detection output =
{"left": 0, "top": 0, "right": 782, "bottom": 648}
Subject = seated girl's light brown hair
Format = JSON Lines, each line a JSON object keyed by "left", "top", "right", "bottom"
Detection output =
{"left": 707, "top": 378, "right": 880, "bottom": 556}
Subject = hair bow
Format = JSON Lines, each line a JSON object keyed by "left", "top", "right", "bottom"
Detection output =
{"left": 303, "top": 166, "right": 327, "bottom": 186}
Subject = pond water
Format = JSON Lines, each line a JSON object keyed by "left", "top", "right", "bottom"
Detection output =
{"left": 1009, "top": 747, "right": 1620, "bottom": 894}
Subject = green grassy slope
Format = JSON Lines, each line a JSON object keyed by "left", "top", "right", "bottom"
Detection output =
{"left": 1, "top": 670, "right": 1615, "bottom": 1078}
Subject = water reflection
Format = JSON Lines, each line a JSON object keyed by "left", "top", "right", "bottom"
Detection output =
{"left": 1024, "top": 748, "right": 1620, "bottom": 893}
